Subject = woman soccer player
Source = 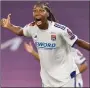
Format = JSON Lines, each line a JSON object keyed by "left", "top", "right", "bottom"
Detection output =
{"left": 1, "top": 2, "right": 90, "bottom": 87}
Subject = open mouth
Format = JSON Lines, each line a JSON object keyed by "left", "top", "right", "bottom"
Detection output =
{"left": 35, "top": 18, "right": 42, "bottom": 25}
{"left": 35, "top": 18, "right": 41, "bottom": 21}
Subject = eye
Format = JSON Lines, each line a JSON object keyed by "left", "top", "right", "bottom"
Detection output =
{"left": 40, "top": 9, "right": 45, "bottom": 12}
{"left": 33, "top": 9, "right": 37, "bottom": 12}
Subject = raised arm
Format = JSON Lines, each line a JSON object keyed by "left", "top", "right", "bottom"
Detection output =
{"left": 24, "top": 42, "right": 40, "bottom": 61}
{"left": 0, "top": 14, "right": 23, "bottom": 36}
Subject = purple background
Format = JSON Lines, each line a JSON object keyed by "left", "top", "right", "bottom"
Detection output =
{"left": 1, "top": 1, "right": 89, "bottom": 87}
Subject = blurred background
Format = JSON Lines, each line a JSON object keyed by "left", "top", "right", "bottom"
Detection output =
{"left": 1, "top": 1, "right": 89, "bottom": 87}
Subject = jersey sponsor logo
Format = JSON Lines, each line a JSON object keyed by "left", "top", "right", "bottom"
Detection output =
{"left": 51, "top": 34, "right": 56, "bottom": 41}
{"left": 54, "top": 23, "right": 66, "bottom": 30}
{"left": 35, "top": 42, "right": 56, "bottom": 49}
{"left": 67, "top": 29, "right": 75, "bottom": 40}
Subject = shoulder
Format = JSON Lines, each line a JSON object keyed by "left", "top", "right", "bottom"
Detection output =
{"left": 23, "top": 22, "right": 37, "bottom": 30}
{"left": 24, "top": 21, "right": 36, "bottom": 28}
{"left": 53, "top": 22, "right": 67, "bottom": 30}
{"left": 23, "top": 22, "right": 37, "bottom": 33}
{"left": 28, "top": 21, "right": 36, "bottom": 26}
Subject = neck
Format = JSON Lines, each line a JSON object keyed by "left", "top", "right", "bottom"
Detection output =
{"left": 38, "top": 21, "right": 48, "bottom": 30}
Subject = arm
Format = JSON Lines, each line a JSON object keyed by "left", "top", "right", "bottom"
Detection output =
{"left": 74, "top": 49, "right": 88, "bottom": 73}
{"left": 24, "top": 42, "right": 40, "bottom": 61}
{"left": 0, "top": 14, "right": 23, "bottom": 36}
{"left": 61, "top": 27, "right": 90, "bottom": 51}
{"left": 76, "top": 39, "right": 90, "bottom": 51}
{"left": 31, "top": 50, "right": 40, "bottom": 60}
{"left": 78, "top": 62, "right": 87, "bottom": 73}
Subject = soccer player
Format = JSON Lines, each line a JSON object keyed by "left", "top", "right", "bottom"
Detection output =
{"left": 1, "top": 2, "right": 90, "bottom": 87}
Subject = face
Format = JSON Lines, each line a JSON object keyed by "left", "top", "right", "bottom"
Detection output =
{"left": 33, "top": 5, "right": 49, "bottom": 26}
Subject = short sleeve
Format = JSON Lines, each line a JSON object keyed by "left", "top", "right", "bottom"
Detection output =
{"left": 23, "top": 25, "right": 32, "bottom": 37}
{"left": 61, "top": 27, "right": 78, "bottom": 46}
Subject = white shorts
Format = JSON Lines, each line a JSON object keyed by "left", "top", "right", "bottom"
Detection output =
{"left": 76, "top": 74, "right": 83, "bottom": 87}
{"left": 62, "top": 77, "right": 76, "bottom": 87}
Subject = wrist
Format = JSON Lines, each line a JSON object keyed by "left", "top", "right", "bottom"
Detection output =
{"left": 31, "top": 50, "right": 35, "bottom": 55}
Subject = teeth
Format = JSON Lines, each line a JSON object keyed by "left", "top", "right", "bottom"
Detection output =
{"left": 35, "top": 18, "right": 42, "bottom": 25}
{"left": 36, "top": 21, "right": 42, "bottom": 25}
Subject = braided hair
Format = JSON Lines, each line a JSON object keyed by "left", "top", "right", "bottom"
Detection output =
{"left": 34, "top": 2, "right": 56, "bottom": 22}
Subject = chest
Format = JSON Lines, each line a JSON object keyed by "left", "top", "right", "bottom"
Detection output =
{"left": 32, "top": 30, "right": 64, "bottom": 49}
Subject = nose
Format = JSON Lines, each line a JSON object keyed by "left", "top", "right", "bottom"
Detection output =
{"left": 34, "top": 11, "right": 41, "bottom": 16}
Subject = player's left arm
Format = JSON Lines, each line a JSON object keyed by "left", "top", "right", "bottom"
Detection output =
{"left": 79, "top": 62, "right": 88, "bottom": 73}
{"left": 76, "top": 39, "right": 90, "bottom": 51}
{"left": 75, "top": 49, "right": 88, "bottom": 73}
{"left": 60, "top": 26, "right": 90, "bottom": 51}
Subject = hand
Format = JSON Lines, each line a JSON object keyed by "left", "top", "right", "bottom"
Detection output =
{"left": 0, "top": 14, "right": 11, "bottom": 28}
{"left": 24, "top": 42, "right": 34, "bottom": 53}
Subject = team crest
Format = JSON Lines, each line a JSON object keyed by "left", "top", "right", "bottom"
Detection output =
{"left": 51, "top": 34, "right": 56, "bottom": 41}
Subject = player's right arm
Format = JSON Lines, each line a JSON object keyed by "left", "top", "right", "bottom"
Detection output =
{"left": 24, "top": 42, "right": 40, "bottom": 61}
{"left": 1, "top": 14, "right": 24, "bottom": 36}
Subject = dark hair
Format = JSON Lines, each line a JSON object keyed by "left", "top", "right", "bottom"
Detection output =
{"left": 35, "top": 2, "right": 56, "bottom": 22}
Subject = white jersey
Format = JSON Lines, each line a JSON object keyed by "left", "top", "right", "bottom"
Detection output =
{"left": 23, "top": 21, "right": 79, "bottom": 87}
{"left": 71, "top": 48, "right": 86, "bottom": 87}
